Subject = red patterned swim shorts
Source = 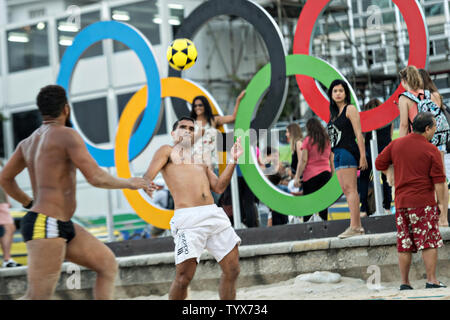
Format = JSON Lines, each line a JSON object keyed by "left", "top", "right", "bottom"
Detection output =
{"left": 396, "top": 205, "right": 443, "bottom": 253}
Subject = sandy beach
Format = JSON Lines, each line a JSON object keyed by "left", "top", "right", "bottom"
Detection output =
{"left": 128, "top": 274, "right": 450, "bottom": 300}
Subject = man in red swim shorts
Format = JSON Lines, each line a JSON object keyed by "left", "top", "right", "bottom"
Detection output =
{"left": 376, "top": 112, "right": 447, "bottom": 290}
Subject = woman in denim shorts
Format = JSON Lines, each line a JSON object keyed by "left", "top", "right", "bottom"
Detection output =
{"left": 327, "top": 80, "right": 368, "bottom": 238}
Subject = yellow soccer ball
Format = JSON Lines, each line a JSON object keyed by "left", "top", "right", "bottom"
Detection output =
{"left": 167, "top": 38, "right": 198, "bottom": 71}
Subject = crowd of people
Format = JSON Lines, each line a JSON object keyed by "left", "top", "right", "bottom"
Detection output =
{"left": 0, "top": 64, "right": 448, "bottom": 298}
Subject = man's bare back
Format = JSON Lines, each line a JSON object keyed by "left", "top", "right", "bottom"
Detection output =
{"left": 20, "top": 124, "right": 78, "bottom": 221}
{"left": 0, "top": 85, "right": 151, "bottom": 300}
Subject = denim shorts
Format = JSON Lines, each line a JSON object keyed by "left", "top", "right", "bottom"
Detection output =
{"left": 333, "top": 148, "right": 358, "bottom": 171}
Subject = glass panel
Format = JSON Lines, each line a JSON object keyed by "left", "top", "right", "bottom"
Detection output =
{"left": 367, "top": 49, "right": 374, "bottom": 65}
{"left": 117, "top": 92, "right": 167, "bottom": 135}
{"left": 424, "top": 3, "right": 444, "bottom": 17}
{"left": 428, "top": 24, "right": 445, "bottom": 36}
{"left": 382, "top": 11, "right": 395, "bottom": 24}
{"left": 375, "top": 48, "right": 386, "bottom": 63}
{"left": 57, "top": 11, "right": 103, "bottom": 61}
{"left": 404, "top": 44, "right": 409, "bottom": 60}
{"left": 433, "top": 39, "right": 448, "bottom": 55}
{"left": 169, "top": 5, "right": 185, "bottom": 38}
{"left": 434, "top": 77, "right": 448, "bottom": 89}
{"left": 361, "top": 0, "right": 371, "bottom": 13}
{"left": 379, "top": 0, "right": 392, "bottom": 9}
{"left": 111, "top": 1, "right": 160, "bottom": 52}
{"left": 337, "top": 54, "right": 352, "bottom": 67}
{"left": 7, "top": 23, "right": 50, "bottom": 73}
{"left": 351, "top": 0, "right": 359, "bottom": 14}
{"left": 72, "top": 97, "right": 109, "bottom": 144}
{"left": 12, "top": 110, "right": 42, "bottom": 147}
{"left": 356, "top": 51, "right": 364, "bottom": 65}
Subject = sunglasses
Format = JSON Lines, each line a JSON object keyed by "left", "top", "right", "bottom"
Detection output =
{"left": 193, "top": 103, "right": 204, "bottom": 107}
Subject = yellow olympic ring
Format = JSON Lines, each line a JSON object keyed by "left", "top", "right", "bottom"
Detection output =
{"left": 115, "top": 77, "right": 226, "bottom": 229}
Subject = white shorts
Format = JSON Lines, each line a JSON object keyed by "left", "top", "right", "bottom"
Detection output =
{"left": 170, "top": 204, "right": 241, "bottom": 265}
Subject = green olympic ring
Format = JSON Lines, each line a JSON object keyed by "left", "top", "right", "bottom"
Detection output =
{"left": 234, "top": 54, "right": 360, "bottom": 216}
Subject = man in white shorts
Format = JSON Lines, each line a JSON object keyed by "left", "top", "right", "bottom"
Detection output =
{"left": 143, "top": 117, "right": 243, "bottom": 300}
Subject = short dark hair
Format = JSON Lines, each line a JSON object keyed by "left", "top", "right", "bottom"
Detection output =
{"left": 36, "top": 85, "right": 68, "bottom": 118}
{"left": 172, "top": 117, "right": 195, "bottom": 131}
{"left": 412, "top": 112, "right": 435, "bottom": 133}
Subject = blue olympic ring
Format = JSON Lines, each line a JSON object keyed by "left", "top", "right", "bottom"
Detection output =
{"left": 57, "top": 20, "right": 161, "bottom": 167}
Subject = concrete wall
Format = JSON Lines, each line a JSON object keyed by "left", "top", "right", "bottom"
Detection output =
{"left": 1, "top": 229, "right": 450, "bottom": 300}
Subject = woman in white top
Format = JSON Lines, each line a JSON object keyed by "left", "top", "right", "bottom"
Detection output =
{"left": 189, "top": 90, "right": 246, "bottom": 170}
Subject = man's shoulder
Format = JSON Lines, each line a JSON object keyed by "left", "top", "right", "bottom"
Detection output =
{"left": 50, "top": 126, "right": 82, "bottom": 143}
{"left": 155, "top": 145, "right": 174, "bottom": 160}
{"left": 49, "top": 125, "right": 77, "bottom": 135}
{"left": 158, "top": 144, "right": 173, "bottom": 153}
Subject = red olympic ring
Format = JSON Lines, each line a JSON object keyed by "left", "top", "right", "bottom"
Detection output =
{"left": 293, "top": 0, "right": 428, "bottom": 132}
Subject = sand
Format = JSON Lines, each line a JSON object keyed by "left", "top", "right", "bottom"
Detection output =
{"left": 128, "top": 274, "right": 450, "bottom": 300}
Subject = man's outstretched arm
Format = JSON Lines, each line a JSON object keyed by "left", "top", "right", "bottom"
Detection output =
{"left": 65, "top": 129, "right": 149, "bottom": 190}
{"left": 0, "top": 143, "right": 33, "bottom": 207}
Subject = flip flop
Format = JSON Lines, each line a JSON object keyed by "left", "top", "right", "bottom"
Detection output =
{"left": 399, "top": 284, "right": 413, "bottom": 290}
{"left": 425, "top": 282, "right": 447, "bottom": 289}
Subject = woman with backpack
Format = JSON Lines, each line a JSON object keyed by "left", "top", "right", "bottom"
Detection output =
{"left": 419, "top": 68, "right": 449, "bottom": 227}
{"left": 419, "top": 69, "right": 444, "bottom": 108}
{"left": 398, "top": 66, "right": 449, "bottom": 227}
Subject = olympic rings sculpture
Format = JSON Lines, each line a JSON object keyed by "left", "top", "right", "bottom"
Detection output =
{"left": 57, "top": 21, "right": 162, "bottom": 168}
{"left": 56, "top": 0, "right": 429, "bottom": 228}
{"left": 293, "top": 0, "right": 428, "bottom": 131}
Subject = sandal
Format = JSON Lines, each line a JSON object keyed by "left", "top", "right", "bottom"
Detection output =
{"left": 425, "top": 282, "right": 447, "bottom": 289}
{"left": 399, "top": 284, "right": 413, "bottom": 290}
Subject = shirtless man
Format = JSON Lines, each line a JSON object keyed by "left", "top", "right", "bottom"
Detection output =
{"left": 143, "top": 117, "right": 243, "bottom": 300}
{"left": 0, "top": 85, "right": 151, "bottom": 300}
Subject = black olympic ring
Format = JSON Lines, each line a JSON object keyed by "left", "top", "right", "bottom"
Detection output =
{"left": 168, "top": 0, "right": 288, "bottom": 137}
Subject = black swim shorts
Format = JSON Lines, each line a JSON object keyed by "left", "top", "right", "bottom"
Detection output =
{"left": 21, "top": 211, "right": 76, "bottom": 243}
